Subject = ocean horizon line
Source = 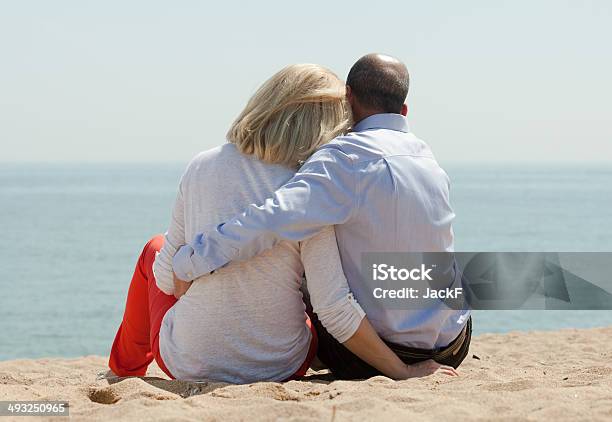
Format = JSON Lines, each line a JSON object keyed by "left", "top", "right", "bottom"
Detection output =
{"left": 1, "top": 160, "right": 611, "bottom": 168}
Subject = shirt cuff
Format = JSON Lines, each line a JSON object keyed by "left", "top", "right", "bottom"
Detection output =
{"left": 316, "top": 293, "right": 366, "bottom": 343}
{"left": 153, "top": 251, "right": 175, "bottom": 294}
{"left": 172, "top": 244, "right": 197, "bottom": 281}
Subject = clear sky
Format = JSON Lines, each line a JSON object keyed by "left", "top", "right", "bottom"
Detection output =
{"left": 1, "top": 0, "right": 610, "bottom": 163}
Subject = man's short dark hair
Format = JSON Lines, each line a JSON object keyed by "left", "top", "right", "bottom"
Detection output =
{"left": 346, "top": 54, "right": 409, "bottom": 114}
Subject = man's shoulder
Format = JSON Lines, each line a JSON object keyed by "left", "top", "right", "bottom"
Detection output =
{"left": 315, "top": 130, "right": 394, "bottom": 165}
{"left": 336, "top": 129, "right": 436, "bottom": 161}
{"left": 313, "top": 132, "right": 363, "bottom": 159}
{"left": 296, "top": 135, "right": 360, "bottom": 174}
{"left": 326, "top": 131, "right": 362, "bottom": 149}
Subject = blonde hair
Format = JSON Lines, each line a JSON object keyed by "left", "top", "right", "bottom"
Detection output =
{"left": 227, "top": 64, "right": 350, "bottom": 168}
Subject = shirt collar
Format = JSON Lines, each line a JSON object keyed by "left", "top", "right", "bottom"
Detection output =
{"left": 352, "top": 113, "right": 411, "bottom": 134}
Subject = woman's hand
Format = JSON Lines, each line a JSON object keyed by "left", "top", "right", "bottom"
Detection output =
{"left": 400, "top": 359, "right": 459, "bottom": 379}
{"left": 342, "top": 318, "right": 460, "bottom": 381}
{"left": 173, "top": 271, "right": 192, "bottom": 299}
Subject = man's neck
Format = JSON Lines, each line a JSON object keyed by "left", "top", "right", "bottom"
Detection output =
{"left": 352, "top": 110, "right": 387, "bottom": 126}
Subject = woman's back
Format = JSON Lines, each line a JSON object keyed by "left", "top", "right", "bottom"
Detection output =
{"left": 158, "top": 144, "right": 311, "bottom": 383}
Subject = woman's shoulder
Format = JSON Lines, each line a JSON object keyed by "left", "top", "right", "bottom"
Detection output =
{"left": 180, "top": 144, "right": 241, "bottom": 179}
{"left": 187, "top": 143, "right": 238, "bottom": 166}
{"left": 181, "top": 143, "right": 294, "bottom": 187}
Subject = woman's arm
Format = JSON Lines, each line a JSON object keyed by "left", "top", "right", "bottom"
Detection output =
{"left": 153, "top": 179, "right": 187, "bottom": 295}
{"left": 343, "top": 318, "right": 458, "bottom": 379}
{"left": 300, "top": 227, "right": 410, "bottom": 379}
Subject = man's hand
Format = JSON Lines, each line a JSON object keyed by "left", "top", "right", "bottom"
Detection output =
{"left": 404, "top": 359, "right": 459, "bottom": 378}
{"left": 173, "top": 271, "right": 192, "bottom": 299}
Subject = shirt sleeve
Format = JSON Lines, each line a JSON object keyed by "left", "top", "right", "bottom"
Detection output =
{"left": 301, "top": 226, "right": 365, "bottom": 343}
{"left": 153, "top": 178, "right": 186, "bottom": 294}
{"left": 172, "top": 146, "right": 357, "bottom": 281}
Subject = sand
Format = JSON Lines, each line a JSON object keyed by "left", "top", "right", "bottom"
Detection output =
{"left": 1, "top": 327, "right": 611, "bottom": 421}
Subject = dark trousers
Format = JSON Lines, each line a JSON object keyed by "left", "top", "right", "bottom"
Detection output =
{"left": 312, "top": 313, "right": 472, "bottom": 380}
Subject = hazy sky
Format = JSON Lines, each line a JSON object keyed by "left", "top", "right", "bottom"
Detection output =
{"left": 1, "top": 0, "right": 610, "bottom": 163}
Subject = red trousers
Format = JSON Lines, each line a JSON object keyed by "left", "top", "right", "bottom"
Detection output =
{"left": 109, "top": 235, "right": 317, "bottom": 380}
{"left": 109, "top": 235, "right": 176, "bottom": 378}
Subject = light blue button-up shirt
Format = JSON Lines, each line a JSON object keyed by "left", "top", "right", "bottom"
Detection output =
{"left": 173, "top": 113, "right": 469, "bottom": 348}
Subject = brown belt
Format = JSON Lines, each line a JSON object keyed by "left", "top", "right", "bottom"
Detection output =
{"left": 385, "top": 317, "right": 471, "bottom": 362}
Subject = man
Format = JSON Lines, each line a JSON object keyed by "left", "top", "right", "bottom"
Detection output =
{"left": 173, "top": 54, "right": 471, "bottom": 379}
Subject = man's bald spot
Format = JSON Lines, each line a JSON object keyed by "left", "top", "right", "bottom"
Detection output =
{"left": 346, "top": 53, "right": 410, "bottom": 114}
{"left": 364, "top": 53, "right": 407, "bottom": 72}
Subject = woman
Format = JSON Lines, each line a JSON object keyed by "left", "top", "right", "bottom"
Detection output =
{"left": 107, "top": 64, "right": 454, "bottom": 383}
{"left": 107, "top": 64, "right": 351, "bottom": 383}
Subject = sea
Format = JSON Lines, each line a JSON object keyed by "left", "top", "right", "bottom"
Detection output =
{"left": 1, "top": 162, "right": 611, "bottom": 360}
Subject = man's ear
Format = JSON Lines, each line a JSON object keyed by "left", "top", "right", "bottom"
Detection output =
{"left": 401, "top": 103, "right": 408, "bottom": 116}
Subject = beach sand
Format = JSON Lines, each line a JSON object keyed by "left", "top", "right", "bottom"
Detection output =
{"left": 1, "top": 327, "right": 611, "bottom": 421}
